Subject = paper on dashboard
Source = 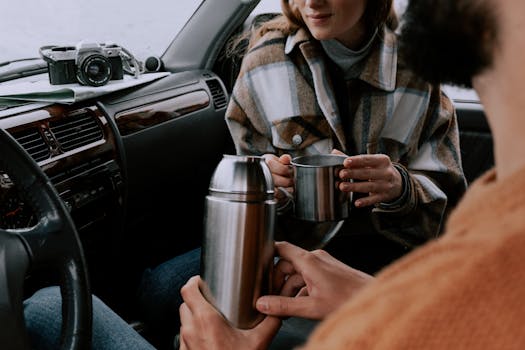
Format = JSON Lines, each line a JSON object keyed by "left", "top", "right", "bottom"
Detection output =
{"left": 0, "top": 72, "right": 170, "bottom": 104}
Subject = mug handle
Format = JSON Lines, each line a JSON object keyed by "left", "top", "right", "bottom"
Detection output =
{"left": 276, "top": 186, "right": 294, "bottom": 214}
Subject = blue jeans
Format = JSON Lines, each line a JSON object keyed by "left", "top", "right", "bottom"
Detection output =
{"left": 137, "top": 248, "right": 201, "bottom": 348}
{"left": 24, "top": 286, "right": 155, "bottom": 350}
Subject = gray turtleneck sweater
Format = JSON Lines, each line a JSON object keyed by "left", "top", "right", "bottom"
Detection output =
{"left": 320, "top": 29, "right": 378, "bottom": 80}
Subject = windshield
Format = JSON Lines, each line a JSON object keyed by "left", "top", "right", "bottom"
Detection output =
{"left": 0, "top": 0, "right": 408, "bottom": 65}
{"left": 0, "top": 0, "right": 203, "bottom": 64}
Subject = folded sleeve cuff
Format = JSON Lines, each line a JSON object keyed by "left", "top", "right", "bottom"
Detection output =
{"left": 376, "top": 163, "right": 413, "bottom": 213}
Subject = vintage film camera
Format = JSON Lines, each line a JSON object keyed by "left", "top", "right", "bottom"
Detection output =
{"left": 40, "top": 42, "right": 139, "bottom": 87}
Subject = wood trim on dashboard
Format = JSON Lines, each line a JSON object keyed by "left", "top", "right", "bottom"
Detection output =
{"left": 114, "top": 89, "right": 210, "bottom": 136}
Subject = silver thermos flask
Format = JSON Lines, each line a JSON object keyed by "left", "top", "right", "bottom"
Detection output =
{"left": 201, "top": 155, "right": 276, "bottom": 329}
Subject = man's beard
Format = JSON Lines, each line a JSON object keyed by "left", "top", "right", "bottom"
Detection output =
{"left": 399, "top": 0, "right": 498, "bottom": 88}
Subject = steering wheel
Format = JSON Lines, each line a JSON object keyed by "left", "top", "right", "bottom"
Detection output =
{"left": 0, "top": 128, "right": 92, "bottom": 350}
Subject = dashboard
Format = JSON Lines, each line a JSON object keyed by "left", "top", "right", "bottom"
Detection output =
{"left": 0, "top": 70, "right": 228, "bottom": 231}
{"left": 0, "top": 70, "right": 233, "bottom": 310}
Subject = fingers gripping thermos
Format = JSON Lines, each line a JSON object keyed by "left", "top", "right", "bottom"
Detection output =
{"left": 201, "top": 155, "right": 276, "bottom": 329}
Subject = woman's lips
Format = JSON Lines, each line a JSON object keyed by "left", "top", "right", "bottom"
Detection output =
{"left": 307, "top": 13, "right": 332, "bottom": 25}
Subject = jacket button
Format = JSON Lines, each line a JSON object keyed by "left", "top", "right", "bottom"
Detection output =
{"left": 292, "top": 134, "right": 303, "bottom": 146}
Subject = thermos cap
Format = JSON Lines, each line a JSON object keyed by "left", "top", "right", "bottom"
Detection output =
{"left": 208, "top": 155, "right": 274, "bottom": 198}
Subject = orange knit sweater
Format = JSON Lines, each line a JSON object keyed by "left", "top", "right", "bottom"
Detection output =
{"left": 302, "top": 167, "right": 525, "bottom": 349}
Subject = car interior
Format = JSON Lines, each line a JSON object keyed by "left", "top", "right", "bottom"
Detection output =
{"left": 0, "top": 0, "right": 494, "bottom": 349}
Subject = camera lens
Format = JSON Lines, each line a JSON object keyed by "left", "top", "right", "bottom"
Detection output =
{"left": 76, "top": 54, "right": 112, "bottom": 87}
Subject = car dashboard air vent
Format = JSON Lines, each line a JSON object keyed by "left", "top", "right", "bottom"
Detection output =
{"left": 205, "top": 79, "right": 228, "bottom": 109}
{"left": 10, "top": 128, "right": 51, "bottom": 162}
{"left": 50, "top": 110, "right": 104, "bottom": 152}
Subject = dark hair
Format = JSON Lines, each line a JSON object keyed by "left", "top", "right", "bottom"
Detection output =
{"left": 399, "top": 0, "right": 498, "bottom": 87}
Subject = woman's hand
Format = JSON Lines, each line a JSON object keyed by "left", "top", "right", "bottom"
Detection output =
{"left": 262, "top": 154, "right": 294, "bottom": 202}
{"left": 256, "top": 242, "right": 374, "bottom": 320}
{"left": 332, "top": 150, "right": 403, "bottom": 208}
{"left": 179, "top": 276, "right": 282, "bottom": 350}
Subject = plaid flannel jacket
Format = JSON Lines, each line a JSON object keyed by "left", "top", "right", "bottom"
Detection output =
{"left": 225, "top": 26, "right": 467, "bottom": 247}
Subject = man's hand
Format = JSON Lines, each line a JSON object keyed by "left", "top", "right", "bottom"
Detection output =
{"left": 256, "top": 242, "right": 374, "bottom": 320}
{"left": 179, "top": 276, "right": 282, "bottom": 350}
{"left": 332, "top": 150, "right": 403, "bottom": 208}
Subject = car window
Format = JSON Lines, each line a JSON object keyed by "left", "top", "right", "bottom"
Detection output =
{"left": 0, "top": 0, "right": 203, "bottom": 64}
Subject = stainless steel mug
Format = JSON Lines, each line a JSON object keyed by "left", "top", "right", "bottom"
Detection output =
{"left": 201, "top": 155, "right": 276, "bottom": 329}
{"left": 292, "top": 154, "right": 351, "bottom": 222}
